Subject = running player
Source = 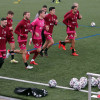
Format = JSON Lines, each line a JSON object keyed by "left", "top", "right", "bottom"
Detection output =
{"left": 0, "top": 18, "right": 13, "bottom": 68}
{"left": 40, "top": 7, "right": 58, "bottom": 57}
{"left": 6, "top": 11, "right": 18, "bottom": 63}
{"left": 7, "top": 12, "right": 33, "bottom": 69}
{"left": 59, "top": 3, "right": 82, "bottom": 51}
{"left": 29, "top": 5, "right": 48, "bottom": 46}
{"left": 59, "top": 6, "right": 82, "bottom": 56}
{"left": 26, "top": 10, "right": 47, "bottom": 65}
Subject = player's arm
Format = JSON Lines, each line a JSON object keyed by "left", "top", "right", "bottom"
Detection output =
{"left": 77, "top": 11, "right": 82, "bottom": 19}
{"left": 14, "top": 22, "right": 26, "bottom": 37}
{"left": 54, "top": 16, "right": 58, "bottom": 25}
{"left": 63, "top": 15, "right": 70, "bottom": 26}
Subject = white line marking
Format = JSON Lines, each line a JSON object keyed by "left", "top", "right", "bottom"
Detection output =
{"left": 0, "top": 76, "right": 99, "bottom": 95}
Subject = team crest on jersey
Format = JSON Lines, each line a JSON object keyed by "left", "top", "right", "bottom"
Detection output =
{"left": 49, "top": 19, "right": 51, "bottom": 21}
{"left": 4, "top": 31, "right": 6, "bottom": 34}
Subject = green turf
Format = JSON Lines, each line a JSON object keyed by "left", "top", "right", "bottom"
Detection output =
{"left": 0, "top": 0, "right": 100, "bottom": 100}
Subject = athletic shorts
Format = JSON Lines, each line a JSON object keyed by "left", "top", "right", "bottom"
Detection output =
{"left": 32, "top": 39, "right": 42, "bottom": 49}
{"left": 0, "top": 50, "right": 6, "bottom": 59}
{"left": 18, "top": 42, "right": 27, "bottom": 50}
{"left": 67, "top": 27, "right": 76, "bottom": 40}
{"left": 44, "top": 31, "right": 52, "bottom": 40}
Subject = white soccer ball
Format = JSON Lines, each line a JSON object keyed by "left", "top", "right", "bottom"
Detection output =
{"left": 91, "top": 77, "right": 98, "bottom": 86}
{"left": 73, "top": 81, "right": 81, "bottom": 91}
{"left": 91, "top": 22, "right": 96, "bottom": 27}
{"left": 80, "top": 77, "right": 88, "bottom": 88}
{"left": 48, "top": 79, "right": 57, "bottom": 88}
{"left": 69, "top": 78, "right": 78, "bottom": 88}
{"left": 98, "top": 83, "right": 100, "bottom": 89}
{"left": 97, "top": 77, "right": 100, "bottom": 84}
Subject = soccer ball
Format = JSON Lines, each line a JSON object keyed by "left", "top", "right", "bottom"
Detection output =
{"left": 69, "top": 78, "right": 78, "bottom": 88}
{"left": 48, "top": 79, "right": 57, "bottom": 88}
{"left": 98, "top": 83, "right": 100, "bottom": 89}
{"left": 97, "top": 77, "right": 100, "bottom": 84}
{"left": 91, "top": 22, "right": 96, "bottom": 27}
{"left": 73, "top": 81, "right": 81, "bottom": 91}
{"left": 91, "top": 77, "right": 98, "bottom": 86}
{"left": 80, "top": 77, "right": 87, "bottom": 88}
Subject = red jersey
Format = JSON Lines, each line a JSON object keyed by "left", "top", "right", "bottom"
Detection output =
{"left": 14, "top": 19, "right": 30, "bottom": 41}
{"left": 44, "top": 14, "right": 57, "bottom": 33}
{"left": 0, "top": 25, "right": 12, "bottom": 50}
{"left": 63, "top": 12, "right": 80, "bottom": 28}
{"left": 64, "top": 10, "right": 81, "bottom": 19}
{"left": 6, "top": 17, "right": 13, "bottom": 28}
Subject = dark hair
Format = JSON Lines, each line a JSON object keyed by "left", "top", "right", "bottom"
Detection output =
{"left": 43, "top": 5, "right": 47, "bottom": 8}
{"left": 23, "top": 12, "right": 29, "bottom": 16}
{"left": 49, "top": 7, "right": 55, "bottom": 11}
{"left": 38, "top": 10, "right": 44, "bottom": 15}
{"left": 1, "top": 18, "right": 7, "bottom": 21}
{"left": 7, "top": 11, "right": 14, "bottom": 15}
{"left": 71, "top": 6, "right": 77, "bottom": 9}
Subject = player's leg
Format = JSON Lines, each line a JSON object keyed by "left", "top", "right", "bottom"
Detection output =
{"left": 44, "top": 38, "right": 54, "bottom": 56}
{"left": 59, "top": 36, "right": 71, "bottom": 50}
{"left": 52, "top": 0, "right": 55, "bottom": 2}
{"left": 42, "top": 30, "right": 46, "bottom": 46}
{"left": 0, "top": 52, "right": 4, "bottom": 68}
{"left": 30, "top": 48, "right": 41, "bottom": 65}
{"left": 9, "top": 43, "right": 18, "bottom": 63}
{"left": 0, "top": 57, "right": 4, "bottom": 68}
{"left": 40, "top": 40, "right": 49, "bottom": 57}
{"left": 71, "top": 39, "right": 78, "bottom": 56}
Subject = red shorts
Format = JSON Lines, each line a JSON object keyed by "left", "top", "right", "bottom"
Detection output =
{"left": 32, "top": 39, "right": 42, "bottom": 49}
{"left": 8, "top": 36, "right": 15, "bottom": 43}
{"left": 18, "top": 42, "right": 27, "bottom": 50}
{"left": 0, "top": 51, "right": 6, "bottom": 59}
{"left": 67, "top": 27, "right": 76, "bottom": 39}
{"left": 44, "top": 31, "right": 52, "bottom": 40}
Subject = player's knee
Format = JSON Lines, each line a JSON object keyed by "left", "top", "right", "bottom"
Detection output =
{"left": 50, "top": 40, "right": 54, "bottom": 45}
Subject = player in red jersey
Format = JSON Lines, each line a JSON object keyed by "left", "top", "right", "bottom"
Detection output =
{"left": 26, "top": 10, "right": 47, "bottom": 65}
{"left": 59, "top": 3, "right": 82, "bottom": 51}
{"left": 40, "top": 7, "right": 58, "bottom": 56}
{"left": 0, "top": 18, "right": 13, "bottom": 68}
{"left": 6, "top": 11, "right": 18, "bottom": 63}
{"left": 59, "top": 6, "right": 82, "bottom": 56}
{"left": 7, "top": 12, "right": 33, "bottom": 69}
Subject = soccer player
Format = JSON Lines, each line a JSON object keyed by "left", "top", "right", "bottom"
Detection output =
{"left": 6, "top": 11, "right": 18, "bottom": 63}
{"left": 59, "top": 3, "right": 82, "bottom": 51}
{"left": 59, "top": 6, "right": 82, "bottom": 56}
{"left": 40, "top": 7, "right": 58, "bottom": 57}
{"left": 0, "top": 18, "right": 13, "bottom": 68}
{"left": 29, "top": 5, "right": 48, "bottom": 46}
{"left": 26, "top": 10, "right": 47, "bottom": 65}
{"left": 8, "top": 12, "right": 33, "bottom": 69}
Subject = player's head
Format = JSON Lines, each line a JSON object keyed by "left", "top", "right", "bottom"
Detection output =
{"left": 73, "top": 3, "right": 79, "bottom": 8}
{"left": 42, "top": 5, "right": 47, "bottom": 13}
{"left": 23, "top": 12, "right": 30, "bottom": 20}
{"left": 1, "top": 18, "right": 7, "bottom": 27}
{"left": 49, "top": 7, "right": 55, "bottom": 15}
{"left": 38, "top": 10, "right": 45, "bottom": 19}
{"left": 7, "top": 11, "right": 14, "bottom": 19}
{"left": 72, "top": 6, "right": 78, "bottom": 14}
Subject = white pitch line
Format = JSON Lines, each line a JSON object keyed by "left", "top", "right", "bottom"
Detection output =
{"left": 0, "top": 76, "right": 99, "bottom": 95}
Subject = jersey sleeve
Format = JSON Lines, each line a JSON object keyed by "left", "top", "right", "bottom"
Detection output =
{"left": 14, "top": 22, "right": 22, "bottom": 35}
{"left": 54, "top": 15, "right": 58, "bottom": 25}
{"left": 31, "top": 19, "right": 37, "bottom": 27}
{"left": 63, "top": 14, "right": 70, "bottom": 26}
{"left": 77, "top": 10, "right": 81, "bottom": 19}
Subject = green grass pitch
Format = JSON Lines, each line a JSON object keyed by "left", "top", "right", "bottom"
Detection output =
{"left": 0, "top": 0, "right": 100, "bottom": 100}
